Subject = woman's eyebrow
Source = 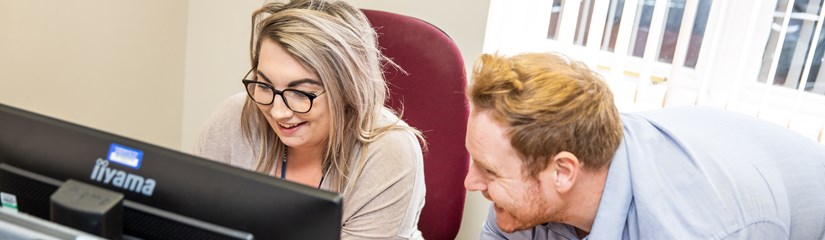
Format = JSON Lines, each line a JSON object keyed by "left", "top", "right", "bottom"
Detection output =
{"left": 256, "top": 70, "right": 322, "bottom": 88}
{"left": 256, "top": 70, "right": 273, "bottom": 84}
{"left": 288, "top": 79, "right": 323, "bottom": 88}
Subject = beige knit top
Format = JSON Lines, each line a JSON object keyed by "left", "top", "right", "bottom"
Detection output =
{"left": 193, "top": 92, "right": 425, "bottom": 239}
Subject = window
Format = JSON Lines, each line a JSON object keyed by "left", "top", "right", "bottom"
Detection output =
{"left": 600, "top": 0, "right": 625, "bottom": 52}
{"left": 684, "top": 0, "right": 712, "bottom": 67}
{"left": 487, "top": 0, "right": 825, "bottom": 143}
{"left": 629, "top": 0, "right": 655, "bottom": 57}
{"left": 574, "top": 0, "right": 596, "bottom": 45}
{"left": 758, "top": 0, "right": 825, "bottom": 95}
{"left": 560, "top": 0, "right": 711, "bottom": 68}
{"left": 658, "top": 0, "right": 685, "bottom": 63}
{"left": 547, "top": 0, "right": 565, "bottom": 39}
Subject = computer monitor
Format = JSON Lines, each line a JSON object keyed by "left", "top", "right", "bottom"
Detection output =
{"left": 0, "top": 206, "right": 106, "bottom": 240}
{"left": 0, "top": 103, "right": 342, "bottom": 239}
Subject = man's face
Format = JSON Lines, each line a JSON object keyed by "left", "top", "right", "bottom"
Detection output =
{"left": 464, "top": 110, "right": 566, "bottom": 233}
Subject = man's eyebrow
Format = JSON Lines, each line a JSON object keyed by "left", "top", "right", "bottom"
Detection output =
{"left": 255, "top": 70, "right": 322, "bottom": 88}
{"left": 472, "top": 157, "right": 495, "bottom": 172}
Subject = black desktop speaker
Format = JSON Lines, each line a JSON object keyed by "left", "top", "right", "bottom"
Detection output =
{"left": 50, "top": 179, "right": 124, "bottom": 240}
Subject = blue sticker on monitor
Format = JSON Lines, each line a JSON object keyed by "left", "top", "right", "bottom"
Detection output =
{"left": 107, "top": 143, "right": 143, "bottom": 169}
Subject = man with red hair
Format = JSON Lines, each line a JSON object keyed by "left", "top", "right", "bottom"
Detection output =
{"left": 464, "top": 52, "right": 825, "bottom": 239}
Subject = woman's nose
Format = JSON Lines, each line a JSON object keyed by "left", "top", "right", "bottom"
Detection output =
{"left": 268, "top": 96, "right": 294, "bottom": 120}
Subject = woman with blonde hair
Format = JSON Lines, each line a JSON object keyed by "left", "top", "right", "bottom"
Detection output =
{"left": 195, "top": 0, "right": 426, "bottom": 238}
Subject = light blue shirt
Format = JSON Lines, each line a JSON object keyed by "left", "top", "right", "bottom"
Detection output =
{"left": 481, "top": 106, "right": 825, "bottom": 240}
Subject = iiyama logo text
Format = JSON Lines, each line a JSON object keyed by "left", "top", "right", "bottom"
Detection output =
{"left": 90, "top": 158, "right": 156, "bottom": 196}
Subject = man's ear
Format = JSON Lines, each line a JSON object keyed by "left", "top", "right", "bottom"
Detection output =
{"left": 540, "top": 151, "right": 580, "bottom": 193}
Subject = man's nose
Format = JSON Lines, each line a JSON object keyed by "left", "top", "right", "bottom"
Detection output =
{"left": 464, "top": 164, "right": 487, "bottom": 192}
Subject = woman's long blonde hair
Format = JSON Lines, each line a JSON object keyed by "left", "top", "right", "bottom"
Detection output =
{"left": 241, "top": 0, "right": 422, "bottom": 192}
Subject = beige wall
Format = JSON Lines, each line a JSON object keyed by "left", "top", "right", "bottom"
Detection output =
{"left": 0, "top": 0, "right": 188, "bottom": 149}
{"left": 180, "top": 0, "right": 263, "bottom": 153}
{"left": 346, "top": 0, "right": 490, "bottom": 77}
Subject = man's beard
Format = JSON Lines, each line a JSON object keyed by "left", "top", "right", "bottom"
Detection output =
{"left": 497, "top": 182, "right": 568, "bottom": 233}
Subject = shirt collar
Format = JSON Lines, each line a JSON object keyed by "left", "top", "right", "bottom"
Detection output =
{"left": 585, "top": 130, "right": 634, "bottom": 239}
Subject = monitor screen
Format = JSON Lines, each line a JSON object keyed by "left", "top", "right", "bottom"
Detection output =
{"left": 0, "top": 103, "right": 342, "bottom": 240}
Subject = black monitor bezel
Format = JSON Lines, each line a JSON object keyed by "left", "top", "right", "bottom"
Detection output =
{"left": 0, "top": 103, "right": 342, "bottom": 239}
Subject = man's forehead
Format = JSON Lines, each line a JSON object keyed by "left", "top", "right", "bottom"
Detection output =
{"left": 469, "top": 110, "right": 509, "bottom": 139}
{"left": 467, "top": 111, "right": 522, "bottom": 170}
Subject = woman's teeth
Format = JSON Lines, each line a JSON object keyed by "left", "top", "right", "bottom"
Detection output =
{"left": 279, "top": 122, "right": 301, "bottom": 129}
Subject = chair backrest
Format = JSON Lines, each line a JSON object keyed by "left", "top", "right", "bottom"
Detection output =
{"left": 362, "top": 9, "right": 470, "bottom": 240}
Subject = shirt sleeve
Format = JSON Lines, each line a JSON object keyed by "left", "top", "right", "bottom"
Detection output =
{"left": 340, "top": 128, "right": 426, "bottom": 240}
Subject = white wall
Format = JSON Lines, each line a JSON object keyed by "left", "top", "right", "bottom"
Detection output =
{"left": 0, "top": 0, "right": 188, "bottom": 149}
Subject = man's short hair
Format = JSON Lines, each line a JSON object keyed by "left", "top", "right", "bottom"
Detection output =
{"left": 468, "top": 53, "right": 623, "bottom": 176}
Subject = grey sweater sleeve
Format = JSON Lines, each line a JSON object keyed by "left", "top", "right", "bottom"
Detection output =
{"left": 339, "top": 117, "right": 426, "bottom": 240}
{"left": 192, "top": 92, "right": 257, "bottom": 170}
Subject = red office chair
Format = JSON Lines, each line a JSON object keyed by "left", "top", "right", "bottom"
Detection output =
{"left": 363, "top": 9, "right": 470, "bottom": 240}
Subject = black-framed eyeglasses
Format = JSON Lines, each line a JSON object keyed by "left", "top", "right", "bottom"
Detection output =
{"left": 241, "top": 70, "right": 325, "bottom": 114}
